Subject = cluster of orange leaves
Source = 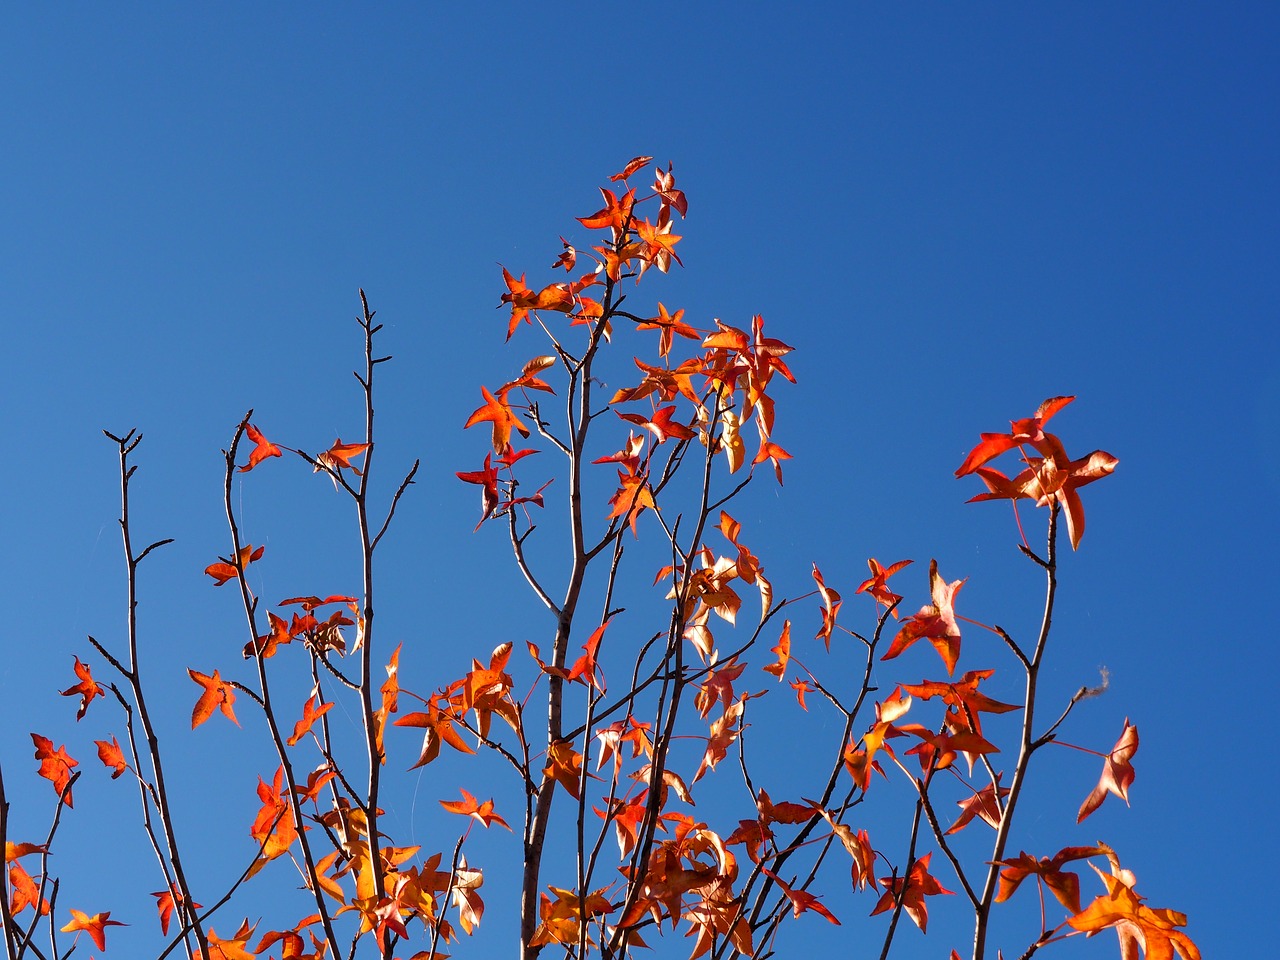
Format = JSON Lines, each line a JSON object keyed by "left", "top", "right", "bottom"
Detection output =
{"left": 6, "top": 159, "right": 1195, "bottom": 960}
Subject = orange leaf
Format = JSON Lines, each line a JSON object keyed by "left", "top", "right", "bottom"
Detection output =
{"left": 762, "top": 620, "right": 791, "bottom": 679}
{"left": 760, "top": 867, "right": 840, "bottom": 924}
{"left": 239, "top": 422, "right": 282, "bottom": 472}
{"left": 95, "top": 737, "right": 128, "bottom": 779}
{"left": 790, "top": 678, "right": 812, "bottom": 710}
{"left": 188, "top": 668, "right": 240, "bottom": 728}
{"left": 610, "top": 155, "right": 653, "bottom": 181}
{"left": 855, "top": 558, "right": 913, "bottom": 619}
{"left": 207, "top": 918, "right": 259, "bottom": 960}
{"left": 60, "top": 656, "right": 103, "bottom": 721}
{"left": 812, "top": 565, "right": 842, "bottom": 650}
{"left": 394, "top": 699, "right": 476, "bottom": 768}
{"left": 994, "top": 845, "right": 1108, "bottom": 913}
{"left": 544, "top": 740, "right": 585, "bottom": 799}
{"left": 947, "top": 778, "right": 1009, "bottom": 834}
{"left": 1067, "top": 856, "right": 1199, "bottom": 960}
{"left": 60, "top": 909, "right": 126, "bottom": 951}
{"left": 577, "top": 186, "right": 636, "bottom": 234}
{"left": 882, "top": 560, "right": 965, "bottom": 675}
{"left": 439, "top": 788, "right": 511, "bottom": 831}
{"left": 204, "top": 543, "right": 265, "bottom": 586}
{"left": 287, "top": 694, "right": 333, "bottom": 747}
{"left": 551, "top": 236, "right": 576, "bottom": 271}
{"left": 955, "top": 396, "right": 1076, "bottom": 476}
{"left": 31, "top": 733, "right": 77, "bottom": 806}
{"left": 606, "top": 471, "right": 657, "bottom": 537}
{"left": 1078, "top": 718, "right": 1139, "bottom": 822}
{"left": 869, "top": 853, "right": 953, "bottom": 932}
{"left": 151, "top": 883, "right": 203, "bottom": 936}
{"left": 464, "top": 385, "right": 531, "bottom": 455}
{"left": 969, "top": 446, "right": 1118, "bottom": 550}
{"left": 8, "top": 860, "right": 50, "bottom": 916}
{"left": 316, "top": 437, "right": 370, "bottom": 476}
{"left": 752, "top": 439, "right": 792, "bottom": 484}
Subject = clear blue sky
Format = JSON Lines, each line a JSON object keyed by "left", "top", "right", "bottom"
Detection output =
{"left": 3, "top": 4, "right": 1274, "bottom": 958}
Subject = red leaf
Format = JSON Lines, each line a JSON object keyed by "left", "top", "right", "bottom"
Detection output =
{"left": 31, "top": 733, "right": 78, "bottom": 806}
{"left": 239, "top": 423, "right": 282, "bottom": 472}
{"left": 1078, "top": 719, "right": 1138, "bottom": 822}
{"left": 60, "top": 656, "right": 103, "bottom": 721}
{"left": 95, "top": 737, "right": 128, "bottom": 779}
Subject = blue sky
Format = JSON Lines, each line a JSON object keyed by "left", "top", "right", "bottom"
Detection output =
{"left": 2, "top": 4, "right": 1275, "bottom": 958}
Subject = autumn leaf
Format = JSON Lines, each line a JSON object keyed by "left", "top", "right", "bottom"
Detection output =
{"left": 244, "top": 610, "right": 292, "bottom": 660}
{"left": 207, "top": 918, "right": 259, "bottom": 960}
{"left": 969, "top": 447, "right": 1119, "bottom": 549}
{"left": 1078, "top": 718, "right": 1138, "bottom": 822}
{"left": 900, "top": 723, "right": 999, "bottom": 775}
{"left": 457, "top": 453, "right": 501, "bottom": 530}
{"left": 606, "top": 470, "right": 657, "bottom": 537}
{"left": 249, "top": 766, "right": 298, "bottom": 873}
{"left": 239, "top": 422, "right": 282, "bottom": 472}
{"left": 634, "top": 213, "right": 682, "bottom": 275}
{"left": 545, "top": 739, "right": 585, "bottom": 799}
{"left": 869, "top": 853, "right": 953, "bottom": 932}
{"left": 955, "top": 396, "right": 1076, "bottom": 476}
{"left": 5, "top": 841, "right": 49, "bottom": 862}
{"left": 32, "top": 733, "right": 77, "bottom": 806}
{"left": 901, "top": 669, "right": 1018, "bottom": 739}
{"left": 947, "top": 778, "right": 1010, "bottom": 834}
{"left": 994, "top": 844, "right": 1109, "bottom": 913}
{"left": 60, "top": 656, "right": 103, "bottom": 721}
{"left": 577, "top": 186, "right": 636, "bottom": 235}
{"left": 9, "top": 859, "right": 50, "bottom": 916}
{"left": 464, "top": 384, "right": 530, "bottom": 455}
{"left": 440, "top": 788, "right": 511, "bottom": 831}
{"left": 635, "top": 303, "right": 699, "bottom": 357}
{"left": 278, "top": 594, "right": 358, "bottom": 611}
{"left": 843, "top": 687, "right": 912, "bottom": 792}
{"left": 791, "top": 678, "right": 812, "bottom": 710}
{"left": 761, "top": 867, "right": 840, "bottom": 924}
{"left": 287, "top": 694, "right": 334, "bottom": 747}
{"left": 95, "top": 736, "right": 128, "bottom": 779}
{"left": 373, "top": 643, "right": 400, "bottom": 764}
{"left": 810, "top": 805, "right": 877, "bottom": 891}
{"left": 450, "top": 857, "right": 485, "bottom": 935}
{"left": 855, "top": 558, "right": 913, "bottom": 619}
{"left": 1068, "top": 856, "right": 1200, "bottom": 960}
{"left": 395, "top": 698, "right": 476, "bottom": 768}
{"left": 60, "top": 909, "right": 126, "bottom": 950}
{"left": 550, "top": 236, "right": 577, "bottom": 272}
{"left": 653, "top": 162, "right": 688, "bottom": 218}
{"left": 812, "top": 564, "right": 842, "bottom": 650}
{"left": 610, "top": 155, "right": 653, "bottom": 181}
{"left": 530, "top": 884, "right": 616, "bottom": 947}
{"left": 188, "top": 668, "right": 240, "bottom": 728}
{"left": 152, "top": 883, "right": 203, "bottom": 936}
{"left": 205, "top": 543, "right": 265, "bottom": 586}
{"left": 594, "top": 715, "right": 653, "bottom": 777}
{"left": 752, "top": 439, "right": 792, "bottom": 484}
{"left": 293, "top": 766, "right": 337, "bottom": 805}
{"left": 316, "top": 437, "right": 370, "bottom": 476}
{"left": 693, "top": 657, "right": 747, "bottom": 720}
{"left": 616, "top": 405, "right": 696, "bottom": 445}
{"left": 882, "top": 560, "right": 965, "bottom": 675}
{"left": 566, "top": 619, "right": 609, "bottom": 693}
{"left": 719, "top": 410, "right": 745, "bottom": 473}
{"left": 694, "top": 699, "right": 745, "bottom": 782}
{"left": 762, "top": 620, "right": 791, "bottom": 679}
